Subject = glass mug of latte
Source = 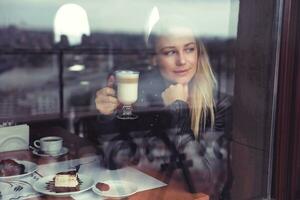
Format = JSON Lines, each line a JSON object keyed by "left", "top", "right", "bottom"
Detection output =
{"left": 115, "top": 70, "right": 139, "bottom": 120}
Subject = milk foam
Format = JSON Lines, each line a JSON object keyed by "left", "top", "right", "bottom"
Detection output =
{"left": 116, "top": 71, "right": 139, "bottom": 79}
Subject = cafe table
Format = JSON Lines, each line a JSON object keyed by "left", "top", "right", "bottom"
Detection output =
{"left": 0, "top": 127, "right": 209, "bottom": 200}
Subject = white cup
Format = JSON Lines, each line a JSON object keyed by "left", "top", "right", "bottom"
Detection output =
{"left": 34, "top": 136, "right": 63, "bottom": 155}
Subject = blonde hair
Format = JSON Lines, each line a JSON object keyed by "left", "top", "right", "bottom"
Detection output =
{"left": 190, "top": 40, "right": 216, "bottom": 138}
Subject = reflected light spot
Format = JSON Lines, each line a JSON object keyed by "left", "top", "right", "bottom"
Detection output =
{"left": 54, "top": 3, "right": 90, "bottom": 46}
{"left": 68, "top": 64, "right": 85, "bottom": 72}
{"left": 80, "top": 81, "right": 90, "bottom": 85}
{"left": 144, "top": 6, "right": 160, "bottom": 44}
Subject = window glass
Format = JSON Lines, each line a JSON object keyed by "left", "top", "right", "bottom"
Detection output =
{"left": 0, "top": 1, "right": 282, "bottom": 200}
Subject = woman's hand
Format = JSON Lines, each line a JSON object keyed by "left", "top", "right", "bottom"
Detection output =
{"left": 161, "top": 84, "right": 188, "bottom": 106}
{"left": 95, "top": 75, "right": 119, "bottom": 115}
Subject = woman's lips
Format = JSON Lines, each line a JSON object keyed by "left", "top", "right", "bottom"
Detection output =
{"left": 173, "top": 68, "right": 190, "bottom": 75}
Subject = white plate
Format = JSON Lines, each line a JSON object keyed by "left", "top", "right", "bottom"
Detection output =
{"left": 0, "top": 160, "right": 38, "bottom": 180}
{"left": 0, "top": 179, "right": 34, "bottom": 198}
{"left": 0, "top": 181, "right": 13, "bottom": 195}
{"left": 32, "top": 147, "right": 68, "bottom": 157}
{"left": 33, "top": 174, "right": 94, "bottom": 196}
{"left": 92, "top": 180, "right": 138, "bottom": 198}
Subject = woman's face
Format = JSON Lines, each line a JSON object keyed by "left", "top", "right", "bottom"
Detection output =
{"left": 154, "top": 27, "right": 198, "bottom": 85}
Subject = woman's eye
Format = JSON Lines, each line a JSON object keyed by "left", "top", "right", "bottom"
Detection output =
{"left": 185, "top": 47, "right": 195, "bottom": 53}
{"left": 163, "top": 50, "right": 176, "bottom": 56}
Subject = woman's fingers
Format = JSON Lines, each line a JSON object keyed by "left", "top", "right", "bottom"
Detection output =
{"left": 95, "top": 87, "right": 119, "bottom": 114}
{"left": 161, "top": 84, "right": 189, "bottom": 106}
{"left": 97, "top": 87, "right": 116, "bottom": 97}
{"left": 99, "top": 95, "right": 118, "bottom": 104}
{"left": 95, "top": 100, "right": 118, "bottom": 115}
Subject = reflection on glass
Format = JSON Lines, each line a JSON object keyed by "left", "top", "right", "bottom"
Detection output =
{"left": 144, "top": 6, "right": 160, "bottom": 43}
{"left": 68, "top": 64, "right": 85, "bottom": 72}
{"left": 54, "top": 3, "right": 90, "bottom": 46}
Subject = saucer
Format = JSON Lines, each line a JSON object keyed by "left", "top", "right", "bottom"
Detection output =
{"left": 32, "top": 147, "right": 69, "bottom": 157}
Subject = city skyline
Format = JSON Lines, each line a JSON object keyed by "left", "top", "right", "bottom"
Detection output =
{"left": 0, "top": 0, "right": 239, "bottom": 38}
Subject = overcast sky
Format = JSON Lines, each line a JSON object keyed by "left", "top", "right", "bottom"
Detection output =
{"left": 0, "top": 0, "right": 239, "bottom": 38}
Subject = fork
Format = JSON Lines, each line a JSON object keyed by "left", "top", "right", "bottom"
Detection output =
{"left": 71, "top": 159, "right": 98, "bottom": 172}
{"left": 13, "top": 185, "right": 23, "bottom": 192}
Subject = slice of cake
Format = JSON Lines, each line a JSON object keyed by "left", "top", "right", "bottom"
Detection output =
{"left": 0, "top": 159, "right": 25, "bottom": 177}
{"left": 53, "top": 170, "right": 80, "bottom": 192}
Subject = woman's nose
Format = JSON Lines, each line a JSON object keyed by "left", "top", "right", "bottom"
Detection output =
{"left": 176, "top": 52, "right": 186, "bottom": 65}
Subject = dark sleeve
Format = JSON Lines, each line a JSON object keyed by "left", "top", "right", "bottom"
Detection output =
{"left": 86, "top": 112, "right": 120, "bottom": 145}
{"left": 96, "top": 113, "right": 119, "bottom": 133}
{"left": 167, "top": 100, "right": 195, "bottom": 139}
{"left": 95, "top": 114, "right": 140, "bottom": 170}
{"left": 153, "top": 100, "right": 203, "bottom": 154}
{"left": 81, "top": 112, "right": 122, "bottom": 166}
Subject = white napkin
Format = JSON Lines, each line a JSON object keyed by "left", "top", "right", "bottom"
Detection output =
{"left": 72, "top": 166, "right": 167, "bottom": 200}
{"left": 0, "top": 124, "right": 29, "bottom": 152}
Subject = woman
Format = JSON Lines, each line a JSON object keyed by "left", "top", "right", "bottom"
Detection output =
{"left": 95, "top": 16, "right": 232, "bottom": 200}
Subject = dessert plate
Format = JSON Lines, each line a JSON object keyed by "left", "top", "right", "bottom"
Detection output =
{"left": 92, "top": 180, "right": 138, "bottom": 198}
{"left": 0, "top": 160, "right": 38, "bottom": 180}
{"left": 33, "top": 174, "right": 94, "bottom": 196}
{"left": 0, "top": 181, "right": 13, "bottom": 195}
{"left": 0, "top": 179, "right": 35, "bottom": 199}
{"left": 31, "top": 147, "right": 68, "bottom": 157}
